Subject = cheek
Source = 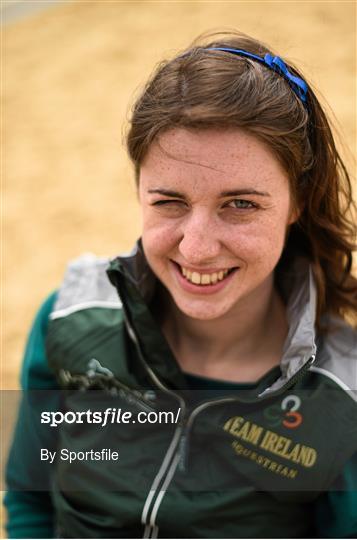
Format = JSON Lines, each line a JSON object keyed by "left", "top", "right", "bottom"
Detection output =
{"left": 229, "top": 218, "right": 288, "bottom": 265}
{"left": 141, "top": 215, "right": 181, "bottom": 259}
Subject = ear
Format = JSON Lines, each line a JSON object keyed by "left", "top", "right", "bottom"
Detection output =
{"left": 288, "top": 201, "right": 303, "bottom": 225}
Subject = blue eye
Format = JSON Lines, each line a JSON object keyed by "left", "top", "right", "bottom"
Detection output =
{"left": 227, "top": 199, "right": 256, "bottom": 209}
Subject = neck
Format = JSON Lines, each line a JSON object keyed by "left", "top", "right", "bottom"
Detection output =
{"left": 158, "top": 277, "right": 289, "bottom": 380}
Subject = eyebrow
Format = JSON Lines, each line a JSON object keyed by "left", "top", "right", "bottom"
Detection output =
{"left": 147, "top": 188, "right": 271, "bottom": 197}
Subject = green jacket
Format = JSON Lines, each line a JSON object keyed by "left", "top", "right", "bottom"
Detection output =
{"left": 5, "top": 241, "right": 357, "bottom": 538}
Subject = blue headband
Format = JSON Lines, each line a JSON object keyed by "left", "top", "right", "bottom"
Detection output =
{"left": 206, "top": 47, "right": 308, "bottom": 104}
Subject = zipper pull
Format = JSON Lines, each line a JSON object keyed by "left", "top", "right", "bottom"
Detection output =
{"left": 308, "top": 354, "right": 316, "bottom": 366}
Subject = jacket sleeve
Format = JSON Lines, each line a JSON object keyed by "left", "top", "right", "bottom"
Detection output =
{"left": 4, "top": 292, "right": 59, "bottom": 539}
{"left": 314, "top": 453, "right": 357, "bottom": 538}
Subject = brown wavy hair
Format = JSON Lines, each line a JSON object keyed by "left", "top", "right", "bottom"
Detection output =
{"left": 126, "top": 30, "right": 357, "bottom": 329}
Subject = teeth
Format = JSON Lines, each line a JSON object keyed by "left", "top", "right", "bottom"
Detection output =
{"left": 201, "top": 274, "right": 211, "bottom": 285}
{"left": 179, "top": 265, "right": 233, "bottom": 285}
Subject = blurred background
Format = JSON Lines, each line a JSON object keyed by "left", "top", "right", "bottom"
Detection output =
{"left": 2, "top": 0, "right": 356, "bottom": 391}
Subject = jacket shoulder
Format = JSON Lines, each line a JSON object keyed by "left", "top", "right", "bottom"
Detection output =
{"left": 50, "top": 253, "right": 122, "bottom": 320}
{"left": 46, "top": 255, "right": 130, "bottom": 381}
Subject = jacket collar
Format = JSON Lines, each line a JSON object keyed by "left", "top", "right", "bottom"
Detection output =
{"left": 263, "top": 257, "right": 317, "bottom": 394}
{"left": 108, "top": 239, "right": 317, "bottom": 395}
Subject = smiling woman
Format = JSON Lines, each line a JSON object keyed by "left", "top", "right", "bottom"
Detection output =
{"left": 5, "top": 30, "right": 357, "bottom": 539}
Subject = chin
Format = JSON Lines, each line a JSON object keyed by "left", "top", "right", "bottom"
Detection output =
{"left": 172, "top": 297, "right": 232, "bottom": 321}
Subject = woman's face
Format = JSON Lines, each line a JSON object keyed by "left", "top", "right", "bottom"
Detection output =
{"left": 139, "top": 128, "right": 298, "bottom": 321}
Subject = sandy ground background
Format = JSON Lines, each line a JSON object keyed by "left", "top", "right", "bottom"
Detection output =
{"left": 0, "top": 0, "right": 356, "bottom": 534}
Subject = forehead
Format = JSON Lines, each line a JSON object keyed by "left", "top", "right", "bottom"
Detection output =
{"left": 139, "top": 127, "right": 289, "bottom": 192}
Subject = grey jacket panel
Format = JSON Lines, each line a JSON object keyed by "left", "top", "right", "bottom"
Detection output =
{"left": 310, "top": 316, "right": 357, "bottom": 401}
{"left": 50, "top": 253, "right": 121, "bottom": 320}
{"left": 270, "top": 258, "right": 317, "bottom": 392}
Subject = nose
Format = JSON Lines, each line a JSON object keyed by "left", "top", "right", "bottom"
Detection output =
{"left": 178, "top": 210, "right": 221, "bottom": 265}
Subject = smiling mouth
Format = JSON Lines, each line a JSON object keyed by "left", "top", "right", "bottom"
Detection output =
{"left": 173, "top": 262, "right": 238, "bottom": 286}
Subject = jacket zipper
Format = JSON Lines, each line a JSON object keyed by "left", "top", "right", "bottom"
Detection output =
{"left": 121, "top": 317, "right": 186, "bottom": 539}
{"left": 258, "top": 354, "right": 316, "bottom": 397}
